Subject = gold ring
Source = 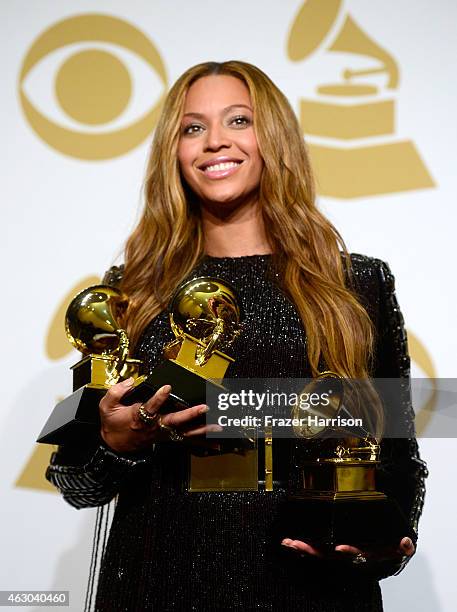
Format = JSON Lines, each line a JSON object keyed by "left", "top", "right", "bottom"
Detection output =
{"left": 137, "top": 404, "right": 160, "bottom": 426}
{"left": 352, "top": 553, "right": 368, "bottom": 564}
{"left": 158, "top": 415, "right": 184, "bottom": 442}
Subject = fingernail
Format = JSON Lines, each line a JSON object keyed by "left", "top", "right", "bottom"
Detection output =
{"left": 161, "top": 385, "right": 172, "bottom": 394}
{"left": 405, "top": 537, "right": 413, "bottom": 548}
{"left": 123, "top": 377, "right": 134, "bottom": 386}
{"left": 209, "top": 424, "right": 223, "bottom": 432}
{"left": 200, "top": 405, "right": 209, "bottom": 414}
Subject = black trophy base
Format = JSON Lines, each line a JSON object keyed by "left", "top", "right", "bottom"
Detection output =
{"left": 37, "top": 386, "right": 104, "bottom": 445}
{"left": 120, "top": 359, "right": 221, "bottom": 412}
{"left": 278, "top": 496, "right": 413, "bottom": 551}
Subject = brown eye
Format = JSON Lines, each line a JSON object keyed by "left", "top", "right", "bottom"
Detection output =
{"left": 182, "top": 123, "right": 204, "bottom": 136}
{"left": 229, "top": 115, "right": 251, "bottom": 127}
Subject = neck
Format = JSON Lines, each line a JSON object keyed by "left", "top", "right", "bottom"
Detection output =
{"left": 201, "top": 200, "right": 272, "bottom": 257}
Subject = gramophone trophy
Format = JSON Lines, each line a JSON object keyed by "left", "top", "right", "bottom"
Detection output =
{"left": 118, "top": 276, "right": 258, "bottom": 492}
{"left": 120, "top": 276, "right": 242, "bottom": 410}
{"left": 282, "top": 374, "right": 413, "bottom": 550}
{"left": 37, "top": 285, "right": 144, "bottom": 445}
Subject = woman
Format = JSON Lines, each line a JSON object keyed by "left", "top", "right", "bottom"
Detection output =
{"left": 47, "top": 61, "right": 427, "bottom": 611}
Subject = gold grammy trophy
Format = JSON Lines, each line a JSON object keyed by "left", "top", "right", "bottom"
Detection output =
{"left": 120, "top": 276, "right": 242, "bottom": 410}
{"left": 118, "top": 276, "right": 259, "bottom": 492}
{"left": 283, "top": 374, "right": 412, "bottom": 549}
{"left": 287, "top": 0, "right": 434, "bottom": 198}
{"left": 37, "top": 285, "right": 144, "bottom": 445}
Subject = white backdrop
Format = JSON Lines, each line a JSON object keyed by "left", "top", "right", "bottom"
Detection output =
{"left": 2, "top": 1, "right": 456, "bottom": 610}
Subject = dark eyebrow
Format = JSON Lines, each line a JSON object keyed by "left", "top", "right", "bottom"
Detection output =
{"left": 183, "top": 104, "right": 253, "bottom": 119}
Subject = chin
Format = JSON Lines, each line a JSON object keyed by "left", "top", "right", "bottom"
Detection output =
{"left": 203, "top": 196, "right": 248, "bottom": 211}
{"left": 199, "top": 190, "right": 241, "bottom": 204}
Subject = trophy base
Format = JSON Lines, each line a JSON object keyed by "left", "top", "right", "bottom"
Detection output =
{"left": 120, "top": 359, "right": 260, "bottom": 491}
{"left": 37, "top": 354, "right": 143, "bottom": 446}
{"left": 278, "top": 496, "right": 413, "bottom": 551}
{"left": 37, "top": 385, "right": 105, "bottom": 445}
{"left": 120, "top": 358, "right": 225, "bottom": 411}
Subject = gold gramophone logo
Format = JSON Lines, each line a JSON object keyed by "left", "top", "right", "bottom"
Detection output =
{"left": 18, "top": 14, "right": 167, "bottom": 160}
{"left": 287, "top": 0, "right": 435, "bottom": 198}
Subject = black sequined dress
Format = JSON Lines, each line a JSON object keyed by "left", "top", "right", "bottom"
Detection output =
{"left": 47, "top": 254, "right": 427, "bottom": 612}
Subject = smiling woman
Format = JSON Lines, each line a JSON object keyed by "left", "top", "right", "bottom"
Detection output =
{"left": 46, "top": 60, "right": 427, "bottom": 612}
{"left": 178, "top": 76, "right": 264, "bottom": 212}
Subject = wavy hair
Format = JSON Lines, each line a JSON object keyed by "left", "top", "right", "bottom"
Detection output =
{"left": 121, "top": 61, "right": 382, "bottom": 434}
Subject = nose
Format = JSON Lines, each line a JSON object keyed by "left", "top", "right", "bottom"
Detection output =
{"left": 204, "top": 122, "right": 230, "bottom": 151}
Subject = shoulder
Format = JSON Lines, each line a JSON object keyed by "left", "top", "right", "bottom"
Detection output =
{"left": 102, "top": 264, "right": 125, "bottom": 287}
{"left": 347, "top": 253, "right": 395, "bottom": 295}
{"left": 346, "top": 253, "right": 397, "bottom": 325}
{"left": 348, "top": 253, "right": 393, "bottom": 283}
{"left": 348, "top": 254, "right": 409, "bottom": 376}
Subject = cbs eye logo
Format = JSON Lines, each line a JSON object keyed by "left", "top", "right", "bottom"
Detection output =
{"left": 18, "top": 14, "right": 167, "bottom": 160}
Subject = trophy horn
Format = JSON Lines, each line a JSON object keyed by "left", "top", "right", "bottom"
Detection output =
{"left": 65, "top": 285, "right": 129, "bottom": 382}
{"left": 292, "top": 372, "right": 378, "bottom": 441}
{"left": 292, "top": 371, "right": 344, "bottom": 439}
{"left": 168, "top": 277, "right": 242, "bottom": 367}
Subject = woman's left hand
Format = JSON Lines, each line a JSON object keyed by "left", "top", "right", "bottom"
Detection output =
{"left": 280, "top": 536, "right": 415, "bottom": 563}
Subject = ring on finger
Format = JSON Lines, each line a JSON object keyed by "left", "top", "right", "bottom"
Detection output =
{"left": 352, "top": 553, "right": 367, "bottom": 564}
{"left": 158, "top": 415, "right": 184, "bottom": 442}
{"left": 138, "top": 404, "right": 160, "bottom": 427}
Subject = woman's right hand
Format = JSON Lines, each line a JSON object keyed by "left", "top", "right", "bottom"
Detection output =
{"left": 99, "top": 377, "right": 220, "bottom": 453}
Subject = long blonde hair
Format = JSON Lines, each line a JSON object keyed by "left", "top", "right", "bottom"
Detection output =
{"left": 121, "top": 61, "right": 381, "bottom": 432}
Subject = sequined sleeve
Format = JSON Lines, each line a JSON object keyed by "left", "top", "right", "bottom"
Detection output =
{"left": 46, "top": 443, "right": 152, "bottom": 509}
{"left": 370, "top": 258, "right": 428, "bottom": 577}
